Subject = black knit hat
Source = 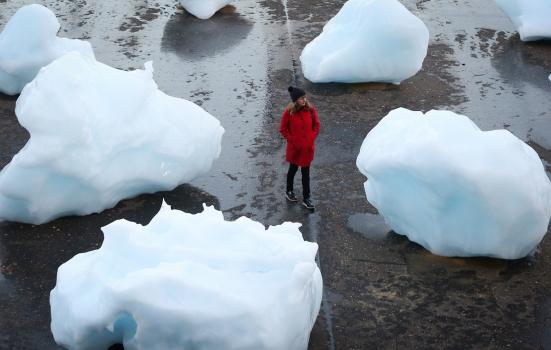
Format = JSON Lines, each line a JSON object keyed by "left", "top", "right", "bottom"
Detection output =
{"left": 288, "top": 86, "right": 306, "bottom": 102}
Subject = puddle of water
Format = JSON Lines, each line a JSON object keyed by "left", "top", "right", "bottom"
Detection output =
{"left": 406, "top": 250, "right": 509, "bottom": 279}
{"left": 303, "top": 212, "right": 336, "bottom": 350}
{"left": 161, "top": 8, "right": 253, "bottom": 60}
{"left": 347, "top": 212, "right": 391, "bottom": 241}
{"left": 320, "top": 288, "right": 339, "bottom": 350}
{"left": 405, "top": 249, "right": 537, "bottom": 285}
{"left": 0, "top": 0, "right": 274, "bottom": 214}
{"left": 406, "top": 0, "right": 551, "bottom": 150}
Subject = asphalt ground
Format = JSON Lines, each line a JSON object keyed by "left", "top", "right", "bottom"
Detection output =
{"left": 0, "top": 0, "right": 551, "bottom": 349}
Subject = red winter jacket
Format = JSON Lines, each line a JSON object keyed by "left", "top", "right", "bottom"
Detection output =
{"left": 279, "top": 106, "right": 321, "bottom": 167}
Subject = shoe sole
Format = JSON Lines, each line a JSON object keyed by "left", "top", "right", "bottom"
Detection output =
{"left": 302, "top": 202, "right": 315, "bottom": 210}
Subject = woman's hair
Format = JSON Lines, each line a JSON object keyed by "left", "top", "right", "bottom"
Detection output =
{"left": 286, "top": 99, "right": 311, "bottom": 115}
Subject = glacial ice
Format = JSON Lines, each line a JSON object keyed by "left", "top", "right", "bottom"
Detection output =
{"left": 356, "top": 108, "right": 551, "bottom": 259}
{"left": 495, "top": 0, "right": 551, "bottom": 41}
{"left": 300, "top": 0, "right": 429, "bottom": 84}
{"left": 0, "top": 4, "right": 94, "bottom": 95}
{"left": 178, "top": 0, "right": 234, "bottom": 19}
{"left": 50, "top": 202, "right": 323, "bottom": 350}
{"left": 0, "top": 52, "right": 224, "bottom": 224}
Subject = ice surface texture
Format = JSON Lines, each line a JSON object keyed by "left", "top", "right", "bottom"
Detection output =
{"left": 495, "top": 0, "right": 551, "bottom": 41}
{"left": 356, "top": 108, "right": 551, "bottom": 259}
{"left": 300, "top": 0, "right": 429, "bottom": 84}
{"left": 0, "top": 53, "right": 224, "bottom": 224}
{"left": 51, "top": 202, "right": 323, "bottom": 350}
{"left": 0, "top": 4, "right": 94, "bottom": 95}
{"left": 178, "top": 0, "right": 234, "bottom": 19}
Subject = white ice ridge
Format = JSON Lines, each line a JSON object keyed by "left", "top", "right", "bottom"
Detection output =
{"left": 300, "top": 0, "right": 429, "bottom": 84}
{"left": 0, "top": 4, "right": 94, "bottom": 95}
{"left": 356, "top": 108, "right": 551, "bottom": 259}
{"left": 495, "top": 0, "right": 551, "bottom": 41}
{"left": 178, "top": 0, "right": 234, "bottom": 19}
{"left": 0, "top": 52, "right": 224, "bottom": 224}
{"left": 50, "top": 202, "right": 323, "bottom": 350}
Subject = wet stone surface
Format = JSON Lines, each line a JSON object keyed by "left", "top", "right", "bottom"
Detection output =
{"left": 1, "top": 0, "right": 551, "bottom": 349}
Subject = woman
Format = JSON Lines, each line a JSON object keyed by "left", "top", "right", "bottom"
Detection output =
{"left": 279, "top": 86, "right": 320, "bottom": 210}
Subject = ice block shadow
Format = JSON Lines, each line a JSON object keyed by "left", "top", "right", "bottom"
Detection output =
{"left": 161, "top": 6, "right": 253, "bottom": 60}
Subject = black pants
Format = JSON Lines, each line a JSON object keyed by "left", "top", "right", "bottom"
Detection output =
{"left": 287, "top": 163, "right": 310, "bottom": 199}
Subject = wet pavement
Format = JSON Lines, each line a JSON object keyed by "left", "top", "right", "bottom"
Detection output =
{"left": 1, "top": 0, "right": 551, "bottom": 349}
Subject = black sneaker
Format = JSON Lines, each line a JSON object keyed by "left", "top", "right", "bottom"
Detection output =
{"left": 302, "top": 198, "right": 315, "bottom": 210}
{"left": 285, "top": 191, "right": 298, "bottom": 202}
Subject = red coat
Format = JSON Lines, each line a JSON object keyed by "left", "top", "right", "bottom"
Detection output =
{"left": 279, "top": 106, "right": 321, "bottom": 167}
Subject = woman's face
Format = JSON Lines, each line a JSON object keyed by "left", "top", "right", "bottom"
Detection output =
{"left": 296, "top": 96, "right": 306, "bottom": 106}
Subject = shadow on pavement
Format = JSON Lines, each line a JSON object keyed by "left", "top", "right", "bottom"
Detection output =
{"left": 491, "top": 33, "right": 551, "bottom": 91}
{"left": 161, "top": 6, "right": 253, "bottom": 60}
